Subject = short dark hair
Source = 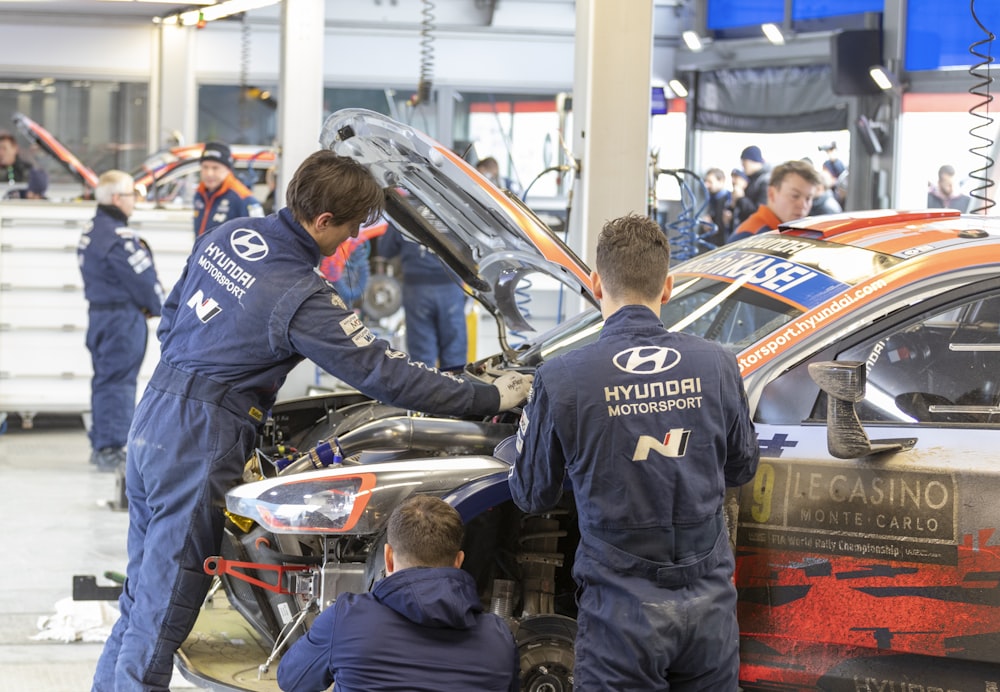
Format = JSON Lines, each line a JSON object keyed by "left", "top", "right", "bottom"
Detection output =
{"left": 938, "top": 164, "right": 956, "bottom": 178}
{"left": 769, "top": 160, "right": 823, "bottom": 190}
{"left": 595, "top": 213, "right": 671, "bottom": 302}
{"left": 0, "top": 131, "right": 16, "bottom": 147}
{"left": 386, "top": 495, "right": 464, "bottom": 568}
{"left": 285, "top": 150, "right": 384, "bottom": 228}
{"left": 704, "top": 167, "right": 726, "bottom": 182}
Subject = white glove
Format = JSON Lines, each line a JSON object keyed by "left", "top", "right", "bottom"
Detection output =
{"left": 493, "top": 372, "right": 534, "bottom": 411}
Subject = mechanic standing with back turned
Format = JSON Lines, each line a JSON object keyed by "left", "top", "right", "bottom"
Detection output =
{"left": 510, "top": 213, "right": 759, "bottom": 690}
{"left": 193, "top": 141, "right": 264, "bottom": 238}
{"left": 78, "top": 170, "right": 164, "bottom": 472}
{"left": 91, "top": 150, "right": 532, "bottom": 691}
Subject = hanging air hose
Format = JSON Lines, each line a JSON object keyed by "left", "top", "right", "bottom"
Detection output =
{"left": 653, "top": 167, "right": 714, "bottom": 263}
{"left": 966, "top": 0, "right": 996, "bottom": 214}
{"left": 239, "top": 15, "right": 251, "bottom": 139}
{"left": 410, "top": 0, "right": 436, "bottom": 109}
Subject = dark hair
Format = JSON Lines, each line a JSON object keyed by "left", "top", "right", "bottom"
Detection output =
{"left": 595, "top": 213, "right": 671, "bottom": 302}
{"left": 0, "top": 131, "right": 16, "bottom": 147}
{"left": 386, "top": 495, "right": 464, "bottom": 568}
{"left": 938, "top": 164, "right": 956, "bottom": 178}
{"left": 704, "top": 167, "right": 726, "bottom": 182}
{"left": 285, "top": 150, "right": 384, "bottom": 228}
{"left": 769, "top": 160, "right": 823, "bottom": 190}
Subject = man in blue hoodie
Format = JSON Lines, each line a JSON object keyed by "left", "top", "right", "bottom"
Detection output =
{"left": 277, "top": 494, "right": 520, "bottom": 692}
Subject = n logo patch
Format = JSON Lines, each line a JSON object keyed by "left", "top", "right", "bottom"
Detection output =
{"left": 186, "top": 290, "right": 222, "bottom": 323}
{"left": 632, "top": 429, "right": 691, "bottom": 461}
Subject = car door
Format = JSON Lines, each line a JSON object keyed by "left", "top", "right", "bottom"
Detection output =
{"left": 735, "top": 286, "right": 1000, "bottom": 691}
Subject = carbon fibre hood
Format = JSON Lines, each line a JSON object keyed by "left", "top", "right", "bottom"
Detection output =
{"left": 319, "top": 108, "right": 596, "bottom": 337}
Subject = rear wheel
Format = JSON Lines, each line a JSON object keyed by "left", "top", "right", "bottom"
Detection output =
{"left": 515, "top": 614, "right": 576, "bottom": 692}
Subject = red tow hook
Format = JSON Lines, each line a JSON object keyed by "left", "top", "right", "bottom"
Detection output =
{"left": 203, "top": 556, "right": 311, "bottom": 594}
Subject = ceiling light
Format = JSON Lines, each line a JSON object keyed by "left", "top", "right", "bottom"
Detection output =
{"left": 682, "top": 30, "right": 703, "bottom": 52}
{"left": 668, "top": 79, "right": 689, "bottom": 99}
{"left": 868, "top": 65, "right": 901, "bottom": 92}
{"left": 761, "top": 23, "right": 786, "bottom": 45}
{"left": 156, "top": 0, "right": 280, "bottom": 26}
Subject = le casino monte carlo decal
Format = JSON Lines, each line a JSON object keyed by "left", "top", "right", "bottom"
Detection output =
{"left": 736, "top": 460, "right": 958, "bottom": 566}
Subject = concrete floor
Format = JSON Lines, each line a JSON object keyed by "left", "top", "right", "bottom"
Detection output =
{"left": 0, "top": 416, "right": 200, "bottom": 691}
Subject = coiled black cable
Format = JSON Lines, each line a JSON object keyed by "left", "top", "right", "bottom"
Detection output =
{"left": 967, "top": 0, "right": 996, "bottom": 214}
{"left": 413, "top": 0, "right": 435, "bottom": 107}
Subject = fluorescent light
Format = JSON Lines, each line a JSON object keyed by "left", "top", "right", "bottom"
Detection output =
{"left": 157, "top": 0, "right": 280, "bottom": 26}
{"left": 682, "top": 30, "right": 703, "bottom": 52}
{"left": 668, "top": 79, "right": 688, "bottom": 99}
{"left": 868, "top": 65, "right": 899, "bottom": 91}
{"left": 761, "top": 23, "right": 785, "bottom": 45}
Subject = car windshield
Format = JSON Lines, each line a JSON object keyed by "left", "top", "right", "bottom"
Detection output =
{"left": 661, "top": 275, "right": 802, "bottom": 352}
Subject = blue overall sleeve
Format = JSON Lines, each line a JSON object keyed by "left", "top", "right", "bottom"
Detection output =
{"left": 509, "top": 366, "right": 567, "bottom": 513}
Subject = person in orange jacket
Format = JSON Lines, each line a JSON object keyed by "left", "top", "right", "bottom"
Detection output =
{"left": 193, "top": 141, "right": 264, "bottom": 237}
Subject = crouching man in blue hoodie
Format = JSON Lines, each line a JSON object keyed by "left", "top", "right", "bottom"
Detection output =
{"left": 276, "top": 494, "right": 520, "bottom": 692}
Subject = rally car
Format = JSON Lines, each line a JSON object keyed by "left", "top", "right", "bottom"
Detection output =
{"left": 177, "top": 109, "right": 1000, "bottom": 692}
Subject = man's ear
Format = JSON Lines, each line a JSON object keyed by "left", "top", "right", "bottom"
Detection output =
{"left": 384, "top": 543, "right": 395, "bottom": 575}
{"left": 454, "top": 550, "right": 465, "bottom": 569}
{"left": 590, "top": 271, "right": 603, "bottom": 300}
{"left": 661, "top": 274, "right": 674, "bottom": 305}
{"left": 314, "top": 211, "right": 334, "bottom": 230}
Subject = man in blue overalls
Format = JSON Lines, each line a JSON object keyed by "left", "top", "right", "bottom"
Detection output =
{"left": 92, "top": 151, "right": 532, "bottom": 691}
{"left": 510, "top": 213, "right": 759, "bottom": 690}
{"left": 78, "top": 170, "right": 164, "bottom": 471}
{"left": 376, "top": 224, "right": 468, "bottom": 371}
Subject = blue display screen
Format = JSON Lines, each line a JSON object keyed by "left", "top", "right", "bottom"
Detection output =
{"left": 906, "top": 1, "right": 1000, "bottom": 70}
{"left": 707, "top": 0, "right": 882, "bottom": 30}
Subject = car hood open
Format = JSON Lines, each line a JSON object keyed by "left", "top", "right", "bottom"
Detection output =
{"left": 320, "top": 108, "right": 596, "bottom": 344}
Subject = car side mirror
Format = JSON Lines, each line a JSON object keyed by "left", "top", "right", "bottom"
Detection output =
{"left": 807, "top": 361, "right": 917, "bottom": 459}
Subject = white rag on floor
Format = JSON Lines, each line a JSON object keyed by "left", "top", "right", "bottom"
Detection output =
{"left": 30, "top": 596, "right": 118, "bottom": 643}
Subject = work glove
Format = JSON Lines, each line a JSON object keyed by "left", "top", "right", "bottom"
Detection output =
{"left": 494, "top": 372, "right": 534, "bottom": 411}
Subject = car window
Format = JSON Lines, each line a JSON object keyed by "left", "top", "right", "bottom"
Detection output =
{"left": 838, "top": 294, "right": 1000, "bottom": 425}
{"left": 756, "top": 291, "right": 1000, "bottom": 427}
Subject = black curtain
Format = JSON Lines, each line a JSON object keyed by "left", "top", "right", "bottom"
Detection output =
{"left": 694, "top": 64, "right": 850, "bottom": 133}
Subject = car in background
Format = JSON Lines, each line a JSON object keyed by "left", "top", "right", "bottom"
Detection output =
{"left": 11, "top": 113, "right": 274, "bottom": 206}
{"left": 178, "top": 109, "right": 1000, "bottom": 692}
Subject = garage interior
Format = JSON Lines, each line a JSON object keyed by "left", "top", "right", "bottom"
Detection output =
{"left": 1, "top": 0, "right": 998, "bottom": 690}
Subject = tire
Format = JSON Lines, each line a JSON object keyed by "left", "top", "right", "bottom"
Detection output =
{"left": 515, "top": 614, "right": 577, "bottom": 692}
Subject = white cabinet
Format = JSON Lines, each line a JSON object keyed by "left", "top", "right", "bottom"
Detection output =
{"left": 0, "top": 201, "right": 193, "bottom": 423}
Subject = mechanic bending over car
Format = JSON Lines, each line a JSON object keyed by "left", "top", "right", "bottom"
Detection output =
{"left": 276, "top": 494, "right": 520, "bottom": 691}
{"left": 510, "top": 213, "right": 760, "bottom": 691}
{"left": 77, "top": 170, "right": 165, "bottom": 472}
{"left": 92, "top": 150, "right": 533, "bottom": 692}
{"left": 193, "top": 141, "right": 264, "bottom": 238}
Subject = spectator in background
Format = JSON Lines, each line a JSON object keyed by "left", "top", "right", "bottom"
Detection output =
{"left": 376, "top": 224, "right": 468, "bottom": 371}
{"left": 818, "top": 141, "right": 846, "bottom": 181}
{"left": 733, "top": 145, "right": 771, "bottom": 228}
{"left": 193, "top": 141, "right": 264, "bottom": 237}
{"left": 262, "top": 165, "right": 278, "bottom": 215}
{"left": 77, "top": 170, "right": 164, "bottom": 472}
{"left": 1, "top": 131, "right": 45, "bottom": 199}
{"left": 701, "top": 167, "right": 732, "bottom": 247}
{"left": 276, "top": 495, "right": 520, "bottom": 692}
{"left": 728, "top": 168, "right": 748, "bottom": 227}
{"left": 806, "top": 159, "right": 843, "bottom": 217}
{"left": 25, "top": 167, "right": 49, "bottom": 199}
{"left": 928, "top": 164, "right": 971, "bottom": 212}
{"left": 476, "top": 156, "right": 521, "bottom": 196}
{"left": 729, "top": 160, "right": 822, "bottom": 242}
